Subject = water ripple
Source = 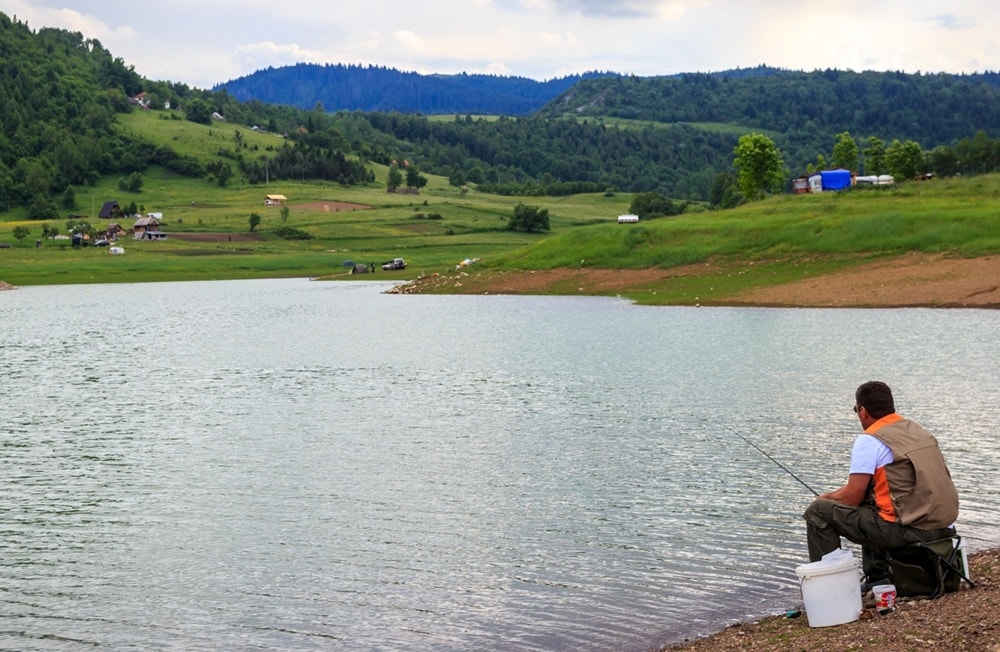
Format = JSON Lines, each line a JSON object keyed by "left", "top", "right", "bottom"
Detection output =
{"left": 1, "top": 281, "right": 997, "bottom": 651}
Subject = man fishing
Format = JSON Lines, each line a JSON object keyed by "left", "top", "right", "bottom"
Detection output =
{"left": 803, "top": 381, "right": 959, "bottom": 589}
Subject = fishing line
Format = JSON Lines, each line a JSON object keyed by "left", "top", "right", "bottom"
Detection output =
{"left": 720, "top": 422, "right": 820, "bottom": 496}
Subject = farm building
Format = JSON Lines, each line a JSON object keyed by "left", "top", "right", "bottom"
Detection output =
{"left": 264, "top": 194, "right": 287, "bottom": 206}
{"left": 133, "top": 214, "right": 167, "bottom": 240}
{"left": 98, "top": 223, "right": 127, "bottom": 241}
{"left": 617, "top": 214, "right": 639, "bottom": 223}
{"left": 98, "top": 201, "right": 124, "bottom": 220}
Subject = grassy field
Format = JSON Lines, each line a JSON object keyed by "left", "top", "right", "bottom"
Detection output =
{"left": 0, "top": 178, "right": 630, "bottom": 285}
{"left": 2, "top": 110, "right": 999, "bottom": 295}
{"left": 0, "top": 111, "right": 632, "bottom": 285}
{"left": 493, "top": 176, "right": 1000, "bottom": 271}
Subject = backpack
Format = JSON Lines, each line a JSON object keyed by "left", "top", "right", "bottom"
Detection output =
{"left": 887, "top": 537, "right": 973, "bottom": 598}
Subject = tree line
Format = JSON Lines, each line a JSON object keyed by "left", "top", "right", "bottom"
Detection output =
{"left": 542, "top": 67, "right": 1000, "bottom": 164}
{"left": 335, "top": 111, "right": 1000, "bottom": 205}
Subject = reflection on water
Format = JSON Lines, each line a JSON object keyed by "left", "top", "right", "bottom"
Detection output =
{"left": 1, "top": 279, "right": 998, "bottom": 651}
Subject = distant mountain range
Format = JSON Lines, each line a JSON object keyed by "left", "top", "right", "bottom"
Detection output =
{"left": 215, "top": 63, "right": 619, "bottom": 115}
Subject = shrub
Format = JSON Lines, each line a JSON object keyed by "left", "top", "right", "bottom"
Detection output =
{"left": 271, "top": 226, "right": 313, "bottom": 240}
{"left": 508, "top": 203, "right": 550, "bottom": 233}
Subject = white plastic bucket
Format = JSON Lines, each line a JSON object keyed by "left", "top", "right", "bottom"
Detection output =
{"left": 795, "top": 550, "right": 862, "bottom": 627}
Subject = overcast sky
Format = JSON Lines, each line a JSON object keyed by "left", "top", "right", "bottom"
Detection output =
{"left": 9, "top": 1, "right": 999, "bottom": 89}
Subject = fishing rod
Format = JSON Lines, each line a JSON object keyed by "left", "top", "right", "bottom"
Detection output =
{"left": 721, "top": 423, "right": 820, "bottom": 496}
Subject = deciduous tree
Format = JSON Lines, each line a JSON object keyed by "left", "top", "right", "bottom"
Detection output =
{"left": 118, "top": 171, "right": 143, "bottom": 193}
{"left": 885, "top": 139, "right": 925, "bottom": 180}
{"left": 406, "top": 166, "right": 427, "bottom": 189}
{"left": 27, "top": 196, "right": 59, "bottom": 221}
{"left": 12, "top": 225, "right": 30, "bottom": 245}
{"left": 733, "top": 134, "right": 786, "bottom": 201}
{"left": 508, "top": 203, "right": 550, "bottom": 233}
{"left": 61, "top": 185, "right": 76, "bottom": 209}
{"left": 629, "top": 191, "right": 682, "bottom": 219}
{"left": 387, "top": 165, "right": 403, "bottom": 191}
{"left": 863, "top": 137, "right": 887, "bottom": 175}
{"left": 185, "top": 99, "right": 213, "bottom": 125}
{"left": 832, "top": 132, "right": 859, "bottom": 171}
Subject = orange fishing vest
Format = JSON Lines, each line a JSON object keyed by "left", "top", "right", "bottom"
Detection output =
{"left": 866, "top": 414, "right": 959, "bottom": 530}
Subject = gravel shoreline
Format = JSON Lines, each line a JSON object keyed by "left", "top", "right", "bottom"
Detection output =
{"left": 662, "top": 548, "right": 1000, "bottom": 651}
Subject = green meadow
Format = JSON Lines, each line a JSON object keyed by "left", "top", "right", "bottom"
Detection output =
{"left": 2, "top": 110, "right": 999, "bottom": 303}
{"left": 497, "top": 176, "right": 1000, "bottom": 270}
{"left": 481, "top": 175, "right": 1000, "bottom": 304}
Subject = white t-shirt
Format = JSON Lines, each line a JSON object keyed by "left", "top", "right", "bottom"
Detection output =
{"left": 849, "top": 434, "right": 894, "bottom": 475}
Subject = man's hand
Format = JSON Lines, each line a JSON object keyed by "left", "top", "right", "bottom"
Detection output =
{"left": 819, "top": 473, "right": 872, "bottom": 506}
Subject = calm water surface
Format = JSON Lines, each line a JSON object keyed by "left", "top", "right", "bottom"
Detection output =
{"left": 1, "top": 278, "right": 998, "bottom": 651}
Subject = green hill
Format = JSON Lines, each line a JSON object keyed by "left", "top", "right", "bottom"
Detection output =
{"left": 404, "top": 173, "right": 1000, "bottom": 305}
{"left": 539, "top": 69, "right": 1000, "bottom": 170}
{"left": 3, "top": 12, "right": 1000, "bottom": 302}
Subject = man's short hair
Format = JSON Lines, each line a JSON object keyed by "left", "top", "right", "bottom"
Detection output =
{"left": 856, "top": 381, "right": 895, "bottom": 419}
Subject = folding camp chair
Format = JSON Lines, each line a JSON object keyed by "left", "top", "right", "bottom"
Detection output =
{"left": 886, "top": 534, "right": 976, "bottom": 598}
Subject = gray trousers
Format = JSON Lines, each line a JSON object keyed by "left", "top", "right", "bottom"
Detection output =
{"left": 803, "top": 498, "right": 955, "bottom": 578}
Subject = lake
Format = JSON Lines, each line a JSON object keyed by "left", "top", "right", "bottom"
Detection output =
{"left": 1, "top": 278, "right": 998, "bottom": 651}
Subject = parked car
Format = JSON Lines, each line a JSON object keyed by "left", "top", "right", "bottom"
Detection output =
{"left": 381, "top": 258, "right": 407, "bottom": 271}
{"left": 0, "top": 242, "right": 10, "bottom": 248}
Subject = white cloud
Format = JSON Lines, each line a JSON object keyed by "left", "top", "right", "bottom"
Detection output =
{"left": 549, "top": 0, "right": 657, "bottom": 17}
{"left": 926, "top": 14, "right": 976, "bottom": 30}
{"left": 234, "top": 41, "right": 330, "bottom": 70}
{"left": 11, "top": 2, "right": 137, "bottom": 44}
{"left": 7, "top": 0, "right": 998, "bottom": 88}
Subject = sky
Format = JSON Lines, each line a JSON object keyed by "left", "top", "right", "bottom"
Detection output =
{"left": 8, "top": 1, "right": 999, "bottom": 89}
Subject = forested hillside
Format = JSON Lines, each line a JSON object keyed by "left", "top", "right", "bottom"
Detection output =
{"left": 0, "top": 13, "right": 143, "bottom": 216}
{"left": 544, "top": 68, "right": 1000, "bottom": 143}
{"left": 5, "top": 11, "right": 1000, "bottom": 216}
{"left": 216, "top": 63, "right": 615, "bottom": 115}
{"left": 334, "top": 112, "right": 735, "bottom": 199}
{"left": 0, "top": 15, "right": 373, "bottom": 218}
{"left": 541, "top": 68, "right": 1000, "bottom": 169}
{"left": 214, "top": 61, "right": 1000, "bottom": 199}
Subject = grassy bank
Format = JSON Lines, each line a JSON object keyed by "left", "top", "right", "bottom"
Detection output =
{"left": 492, "top": 175, "right": 1000, "bottom": 271}
{"left": 467, "top": 174, "right": 1000, "bottom": 304}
